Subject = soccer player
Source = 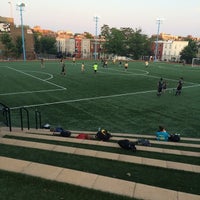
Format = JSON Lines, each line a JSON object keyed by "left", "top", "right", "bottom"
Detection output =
{"left": 93, "top": 63, "right": 98, "bottom": 73}
{"left": 162, "top": 81, "right": 167, "bottom": 93}
{"left": 61, "top": 62, "right": 66, "bottom": 75}
{"left": 72, "top": 56, "right": 76, "bottom": 64}
{"left": 81, "top": 62, "right": 85, "bottom": 73}
{"left": 124, "top": 61, "right": 128, "bottom": 71}
{"left": 40, "top": 58, "right": 45, "bottom": 68}
{"left": 157, "top": 78, "right": 163, "bottom": 96}
{"left": 175, "top": 77, "right": 183, "bottom": 95}
{"left": 145, "top": 61, "right": 149, "bottom": 67}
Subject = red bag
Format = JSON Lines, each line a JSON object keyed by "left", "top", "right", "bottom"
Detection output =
{"left": 76, "top": 133, "right": 91, "bottom": 140}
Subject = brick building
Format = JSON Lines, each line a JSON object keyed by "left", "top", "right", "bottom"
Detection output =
{"left": 0, "top": 16, "right": 35, "bottom": 60}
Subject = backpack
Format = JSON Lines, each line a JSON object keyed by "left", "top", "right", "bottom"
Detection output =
{"left": 60, "top": 130, "right": 71, "bottom": 137}
{"left": 96, "top": 129, "right": 112, "bottom": 141}
{"left": 76, "top": 133, "right": 91, "bottom": 140}
{"left": 168, "top": 134, "right": 180, "bottom": 142}
{"left": 136, "top": 138, "right": 151, "bottom": 146}
{"left": 118, "top": 139, "right": 137, "bottom": 152}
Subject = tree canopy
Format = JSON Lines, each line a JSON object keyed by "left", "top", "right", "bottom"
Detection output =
{"left": 100, "top": 24, "right": 153, "bottom": 59}
{"left": 33, "top": 32, "right": 57, "bottom": 55}
{"left": 180, "top": 40, "right": 198, "bottom": 64}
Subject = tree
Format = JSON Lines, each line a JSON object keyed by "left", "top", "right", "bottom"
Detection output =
{"left": 100, "top": 25, "right": 152, "bottom": 60}
{"left": 180, "top": 40, "right": 198, "bottom": 64}
{"left": 32, "top": 32, "right": 59, "bottom": 59}
{"left": 0, "top": 33, "right": 15, "bottom": 58}
{"left": 84, "top": 32, "right": 93, "bottom": 39}
{"left": 127, "top": 29, "right": 152, "bottom": 59}
{"left": 32, "top": 32, "right": 56, "bottom": 55}
{"left": 106, "top": 28, "right": 126, "bottom": 55}
{"left": 40, "top": 36, "right": 57, "bottom": 54}
{"left": 33, "top": 32, "right": 41, "bottom": 54}
{"left": 101, "top": 24, "right": 111, "bottom": 38}
{"left": 15, "top": 36, "right": 23, "bottom": 58}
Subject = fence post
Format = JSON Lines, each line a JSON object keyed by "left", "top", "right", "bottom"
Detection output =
{"left": 0, "top": 103, "right": 12, "bottom": 132}
{"left": 35, "top": 110, "right": 41, "bottom": 129}
{"left": 19, "top": 107, "right": 30, "bottom": 131}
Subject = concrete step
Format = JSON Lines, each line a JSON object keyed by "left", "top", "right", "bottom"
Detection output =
{"left": 0, "top": 156, "right": 199, "bottom": 200}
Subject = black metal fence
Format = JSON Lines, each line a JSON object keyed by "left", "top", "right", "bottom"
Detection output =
{"left": 0, "top": 102, "right": 42, "bottom": 132}
{"left": 0, "top": 103, "right": 12, "bottom": 131}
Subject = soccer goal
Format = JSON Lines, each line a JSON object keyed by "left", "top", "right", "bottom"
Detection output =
{"left": 191, "top": 58, "right": 200, "bottom": 67}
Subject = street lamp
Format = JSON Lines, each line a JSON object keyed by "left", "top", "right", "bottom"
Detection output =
{"left": 154, "top": 18, "right": 164, "bottom": 62}
{"left": 17, "top": 2, "right": 26, "bottom": 61}
{"left": 93, "top": 15, "right": 99, "bottom": 60}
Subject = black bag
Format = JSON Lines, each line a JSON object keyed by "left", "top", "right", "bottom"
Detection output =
{"left": 136, "top": 138, "right": 151, "bottom": 146}
{"left": 168, "top": 134, "right": 180, "bottom": 142}
{"left": 60, "top": 130, "right": 71, "bottom": 137}
{"left": 118, "top": 139, "right": 136, "bottom": 152}
{"left": 96, "top": 129, "right": 112, "bottom": 141}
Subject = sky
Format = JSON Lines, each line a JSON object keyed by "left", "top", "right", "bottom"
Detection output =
{"left": 1, "top": 0, "right": 200, "bottom": 37}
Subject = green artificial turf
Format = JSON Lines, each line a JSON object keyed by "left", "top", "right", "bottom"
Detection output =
{"left": 0, "top": 170, "right": 138, "bottom": 200}
{"left": 3, "top": 135, "right": 200, "bottom": 165}
{"left": 0, "top": 143, "right": 199, "bottom": 195}
{"left": 0, "top": 60, "right": 200, "bottom": 137}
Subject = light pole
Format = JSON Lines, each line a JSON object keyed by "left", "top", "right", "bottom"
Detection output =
{"left": 8, "top": 1, "right": 13, "bottom": 18}
{"left": 154, "top": 18, "right": 164, "bottom": 62}
{"left": 17, "top": 2, "right": 26, "bottom": 61}
{"left": 93, "top": 16, "right": 99, "bottom": 60}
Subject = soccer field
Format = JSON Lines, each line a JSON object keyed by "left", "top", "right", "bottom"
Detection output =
{"left": 0, "top": 60, "right": 200, "bottom": 137}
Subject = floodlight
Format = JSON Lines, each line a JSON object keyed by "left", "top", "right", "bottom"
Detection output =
{"left": 17, "top": 2, "right": 26, "bottom": 61}
{"left": 154, "top": 17, "right": 164, "bottom": 62}
{"left": 93, "top": 15, "right": 100, "bottom": 60}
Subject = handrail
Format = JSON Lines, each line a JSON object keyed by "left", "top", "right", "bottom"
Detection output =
{"left": 0, "top": 103, "right": 12, "bottom": 132}
{"left": 35, "top": 110, "right": 41, "bottom": 129}
{"left": 19, "top": 107, "right": 30, "bottom": 131}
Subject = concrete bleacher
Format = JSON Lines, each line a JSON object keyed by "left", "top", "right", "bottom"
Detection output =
{"left": 0, "top": 127, "right": 199, "bottom": 200}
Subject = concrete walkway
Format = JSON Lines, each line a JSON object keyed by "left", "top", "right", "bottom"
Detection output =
{"left": 0, "top": 156, "right": 199, "bottom": 200}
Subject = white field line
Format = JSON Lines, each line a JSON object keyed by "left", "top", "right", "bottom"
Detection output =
{"left": 105, "top": 67, "right": 199, "bottom": 85}
{"left": 99, "top": 67, "right": 149, "bottom": 76}
{"left": 10, "top": 84, "right": 200, "bottom": 110}
{"left": 66, "top": 63, "right": 198, "bottom": 85}
{"left": 23, "top": 70, "right": 54, "bottom": 81}
{"left": 6, "top": 66, "right": 66, "bottom": 90}
{"left": 0, "top": 88, "right": 65, "bottom": 96}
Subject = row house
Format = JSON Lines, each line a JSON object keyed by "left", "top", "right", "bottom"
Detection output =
{"left": 162, "top": 40, "right": 189, "bottom": 62}
{"left": 56, "top": 38, "right": 66, "bottom": 53}
{"left": 81, "top": 39, "right": 90, "bottom": 58}
{"left": 33, "top": 26, "right": 56, "bottom": 37}
{"left": 151, "top": 41, "right": 164, "bottom": 60}
{"left": 74, "top": 34, "right": 83, "bottom": 58}
{"left": 56, "top": 36, "right": 102, "bottom": 59}
{"left": 152, "top": 40, "right": 188, "bottom": 62}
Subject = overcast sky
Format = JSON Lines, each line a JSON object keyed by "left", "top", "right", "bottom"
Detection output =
{"left": 1, "top": 0, "right": 200, "bottom": 37}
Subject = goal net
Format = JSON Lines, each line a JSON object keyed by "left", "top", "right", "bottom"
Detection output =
{"left": 192, "top": 58, "right": 200, "bottom": 67}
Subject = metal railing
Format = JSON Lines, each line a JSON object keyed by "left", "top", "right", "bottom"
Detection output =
{"left": 35, "top": 110, "right": 42, "bottom": 129}
{"left": 19, "top": 107, "right": 30, "bottom": 131}
{"left": 0, "top": 103, "right": 12, "bottom": 132}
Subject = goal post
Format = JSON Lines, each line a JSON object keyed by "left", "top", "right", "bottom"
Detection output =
{"left": 192, "top": 58, "right": 200, "bottom": 67}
